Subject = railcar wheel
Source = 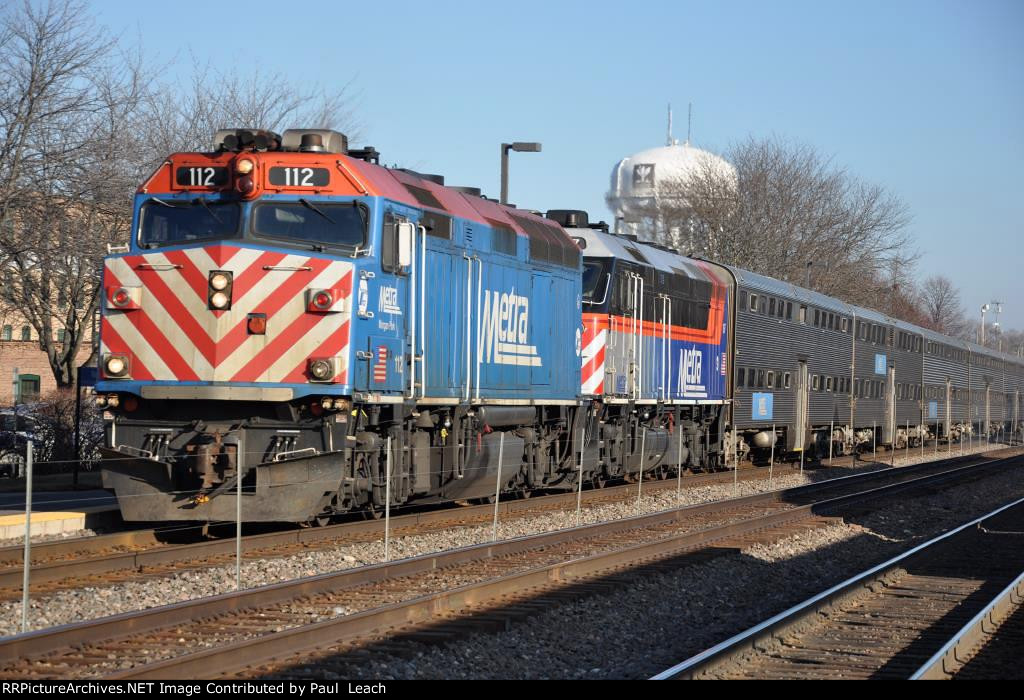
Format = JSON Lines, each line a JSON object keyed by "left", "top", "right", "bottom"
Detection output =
{"left": 362, "top": 505, "right": 384, "bottom": 520}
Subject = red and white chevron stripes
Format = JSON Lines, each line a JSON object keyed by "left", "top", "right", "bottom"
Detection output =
{"left": 100, "top": 244, "right": 352, "bottom": 385}
{"left": 581, "top": 314, "right": 607, "bottom": 395}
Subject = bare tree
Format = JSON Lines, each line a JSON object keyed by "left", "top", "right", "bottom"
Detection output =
{"left": 0, "top": 0, "right": 145, "bottom": 387}
{"left": 640, "top": 136, "right": 916, "bottom": 316}
{"left": 918, "top": 274, "right": 967, "bottom": 336}
{"left": 137, "top": 60, "right": 361, "bottom": 174}
{"left": 0, "top": 2, "right": 361, "bottom": 389}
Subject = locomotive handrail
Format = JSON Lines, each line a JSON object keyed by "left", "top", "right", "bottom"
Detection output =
{"left": 475, "top": 253, "right": 483, "bottom": 401}
{"left": 261, "top": 265, "right": 312, "bottom": 271}
{"left": 334, "top": 158, "right": 368, "bottom": 195}
{"left": 420, "top": 222, "right": 427, "bottom": 399}
{"left": 464, "top": 252, "right": 474, "bottom": 402}
{"left": 135, "top": 262, "right": 182, "bottom": 270}
{"left": 407, "top": 222, "right": 418, "bottom": 400}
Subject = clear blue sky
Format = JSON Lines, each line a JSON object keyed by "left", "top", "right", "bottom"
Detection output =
{"left": 97, "top": 0, "right": 1024, "bottom": 331}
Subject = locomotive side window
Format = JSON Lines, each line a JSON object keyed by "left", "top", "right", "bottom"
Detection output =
{"left": 737, "top": 368, "right": 745, "bottom": 387}
{"left": 582, "top": 259, "right": 611, "bottom": 304}
{"left": 380, "top": 214, "right": 408, "bottom": 274}
{"left": 766, "top": 371, "right": 774, "bottom": 388}
{"left": 786, "top": 302, "right": 793, "bottom": 319}
{"left": 749, "top": 294, "right": 758, "bottom": 312}
{"left": 769, "top": 298, "right": 776, "bottom": 316}
{"left": 739, "top": 290, "right": 747, "bottom": 310}
{"left": 784, "top": 372, "right": 791, "bottom": 389}
{"left": 799, "top": 305, "right": 807, "bottom": 324}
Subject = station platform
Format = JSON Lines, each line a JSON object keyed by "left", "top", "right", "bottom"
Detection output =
{"left": 0, "top": 505, "right": 120, "bottom": 539}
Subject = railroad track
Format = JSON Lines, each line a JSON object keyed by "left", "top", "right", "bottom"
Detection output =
{"left": 1, "top": 444, "right": 1009, "bottom": 600}
{"left": 0, "top": 461, "right": 815, "bottom": 598}
{"left": 652, "top": 491, "right": 1024, "bottom": 680}
{"left": 0, "top": 451, "right": 1017, "bottom": 680}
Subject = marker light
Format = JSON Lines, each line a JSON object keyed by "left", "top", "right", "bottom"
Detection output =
{"left": 235, "top": 158, "right": 254, "bottom": 175}
{"left": 210, "top": 291, "right": 230, "bottom": 309}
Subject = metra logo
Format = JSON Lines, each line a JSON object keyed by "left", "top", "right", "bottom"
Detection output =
{"left": 478, "top": 288, "right": 542, "bottom": 367}
{"left": 379, "top": 286, "right": 401, "bottom": 315}
{"left": 677, "top": 348, "right": 706, "bottom": 398}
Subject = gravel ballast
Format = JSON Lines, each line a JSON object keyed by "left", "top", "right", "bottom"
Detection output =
{"left": 0, "top": 443, "right": 1008, "bottom": 638}
{"left": 277, "top": 454, "right": 1024, "bottom": 680}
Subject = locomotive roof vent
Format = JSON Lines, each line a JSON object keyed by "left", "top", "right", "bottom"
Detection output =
{"left": 348, "top": 146, "right": 380, "bottom": 164}
{"left": 281, "top": 129, "right": 348, "bottom": 154}
{"left": 450, "top": 186, "right": 483, "bottom": 197}
{"left": 545, "top": 209, "right": 589, "bottom": 229}
{"left": 213, "top": 128, "right": 282, "bottom": 152}
{"left": 396, "top": 168, "right": 445, "bottom": 186}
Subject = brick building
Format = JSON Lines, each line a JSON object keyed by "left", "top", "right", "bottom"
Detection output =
{"left": 0, "top": 305, "right": 94, "bottom": 405}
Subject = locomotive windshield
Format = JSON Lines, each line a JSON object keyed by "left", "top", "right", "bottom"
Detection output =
{"left": 251, "top": 201, "right": 367, "bottom": 250}
{"left": 138, "top": 199, "right": 241, "bottom": 247}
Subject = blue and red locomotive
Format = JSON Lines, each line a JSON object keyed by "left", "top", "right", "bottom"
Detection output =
{"left": 97, "top": 129, "right": 731, "bottom": 523}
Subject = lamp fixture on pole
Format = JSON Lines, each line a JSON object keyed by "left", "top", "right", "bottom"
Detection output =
{"left": 500, "top": 142, "right": 542, "bottom": 205}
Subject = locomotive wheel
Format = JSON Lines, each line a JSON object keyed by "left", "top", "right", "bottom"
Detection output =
{"left": 362, "top": 504, "right": 384, "bottom": 520}
{"left": 592, "top": 474, "right": 608, "bottom": 489}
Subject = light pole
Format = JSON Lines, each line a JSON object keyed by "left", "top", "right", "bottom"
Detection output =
{"left": 500, "top": 142, "right": 541, "bottom": 205}
{"left": 980, "top": 303, "right": 989, "bottom": 345}
{"left": 990, "top": 301, "right": 1003, "bottom": 351}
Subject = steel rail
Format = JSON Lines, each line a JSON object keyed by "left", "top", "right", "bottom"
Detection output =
{"left": 910, "top": 569, "right": 1024, "bottom": 679}
{"left": 651, "top": 492, "right": 1024, "bottom": 680}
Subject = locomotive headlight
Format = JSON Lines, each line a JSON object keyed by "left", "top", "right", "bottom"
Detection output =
{"left": 208, "top": 270, "right": 233, "bottom": 310}
{"left": 106, "top": 394, "right": 121, "bottom": 408}
{"left": 95, "top": 395, "right": 108, "bottom": 408}
{"left": 209, "top": 272, "right": 231, "bottom": 291}
{"left": 321, "top": 397, "right": 334, "bottom": 409}
{"left": 103, "top": 354, "right": 130, "bottom": 378}
{"left": 235, "top": 158, "right": 254, "bottom": 175}
{"left": 310, "top": 360, "right": 333, "bottom": 381}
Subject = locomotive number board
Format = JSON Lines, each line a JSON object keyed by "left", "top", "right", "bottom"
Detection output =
{"left": 268, "top": 167, "right": 330, "bottom": 188}
{"left": 175, "top": 166, "right": 229, "bottom": 188}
